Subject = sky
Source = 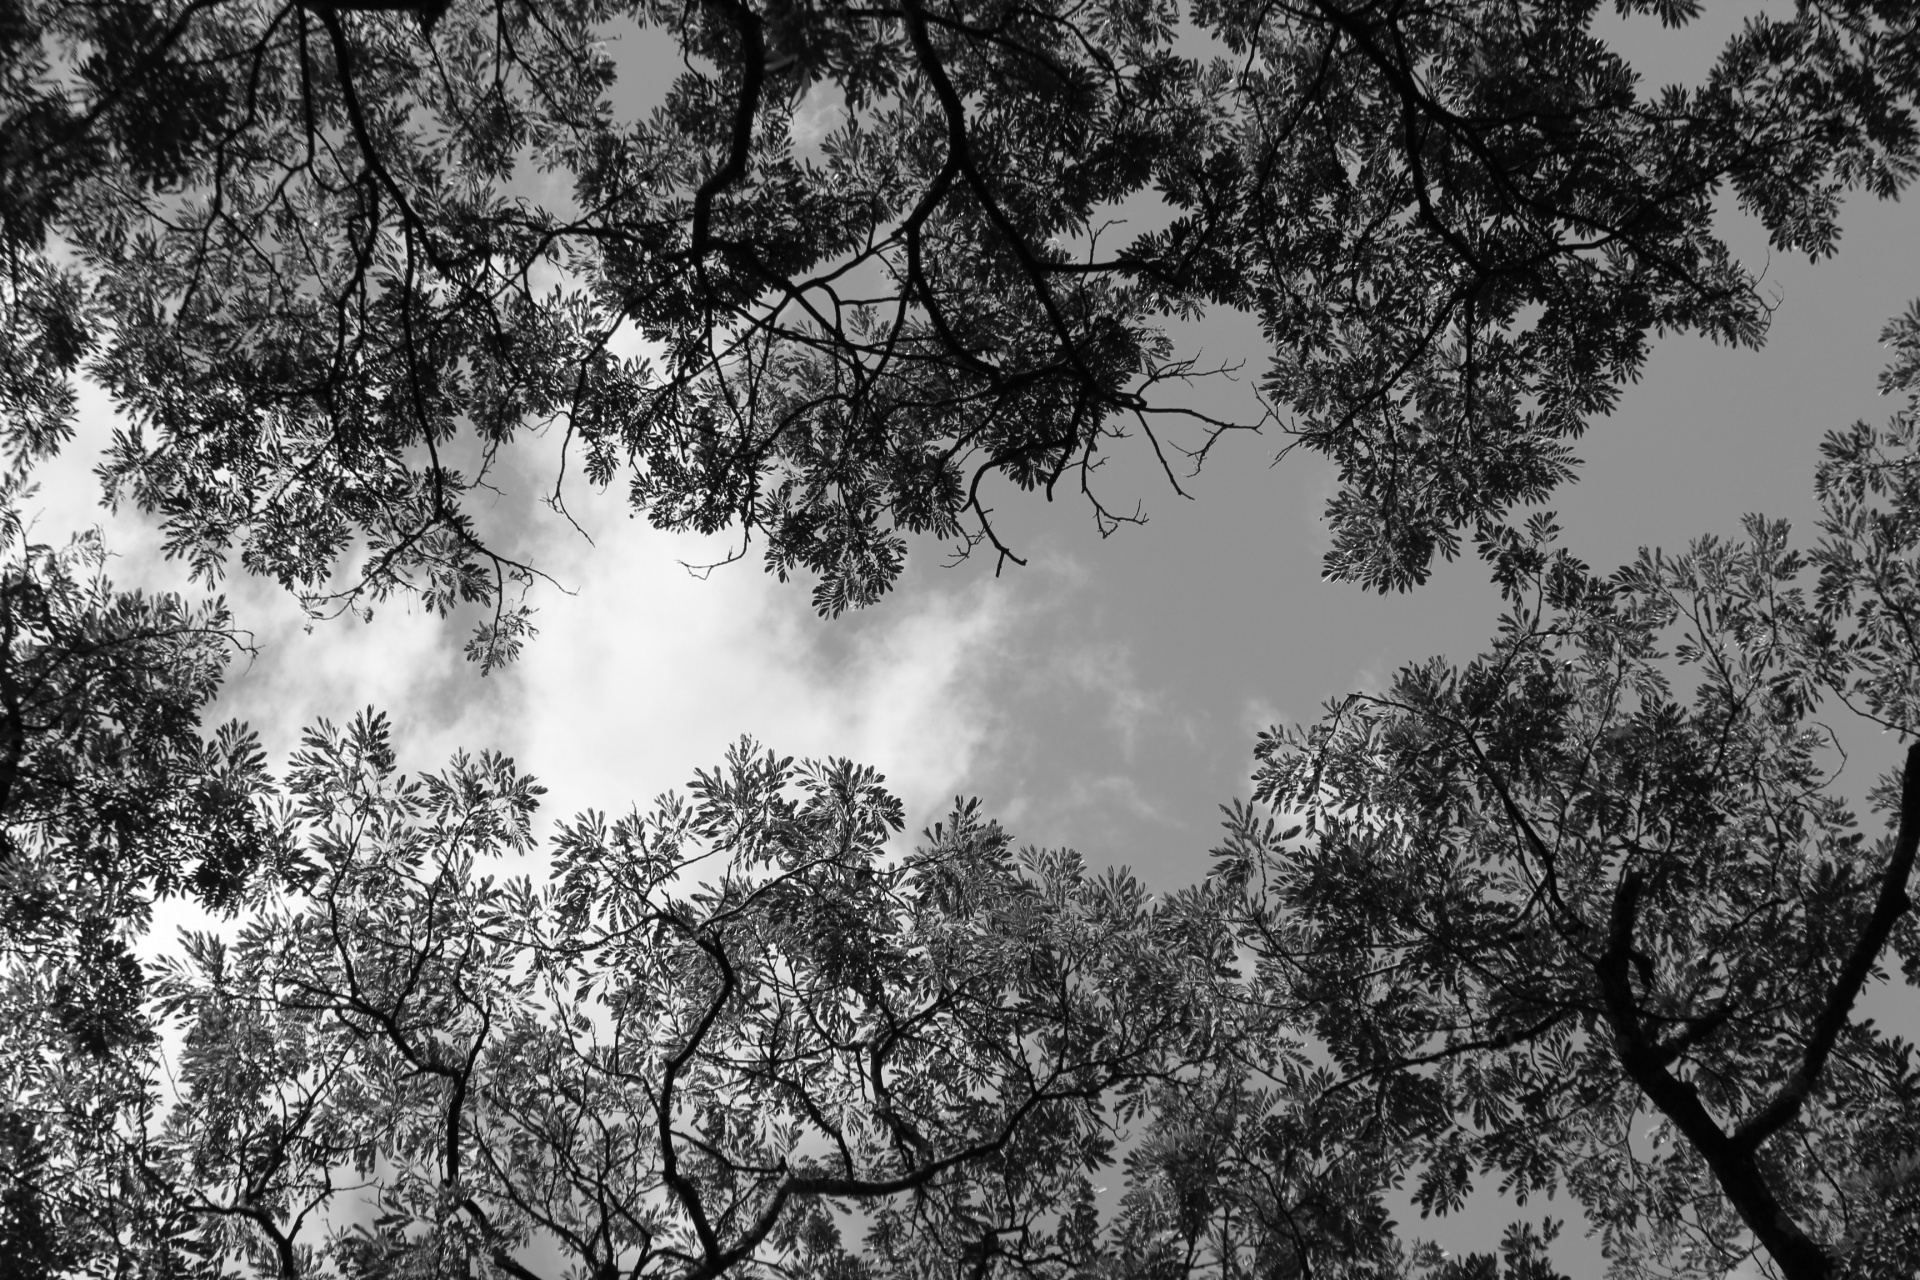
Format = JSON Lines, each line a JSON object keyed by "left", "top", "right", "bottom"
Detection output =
{"left": 34, "top": 179, "right": 1917, "bottom": 876}
{"left": 31, "top": 0, "right": 1918, "bottom": 880}
{"left": 20, "top": 3, "right": 1920, "bottom": 1273}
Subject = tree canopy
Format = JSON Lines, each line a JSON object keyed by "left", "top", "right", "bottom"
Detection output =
{"left": 1, "top": 0, "right": 1916, "bottom": 661}
{"left": 7, "top": 0, "right": 1920, "bottom": 1277}
{"left": 6, "top": 311, "right": 1920, "bottom": 1277}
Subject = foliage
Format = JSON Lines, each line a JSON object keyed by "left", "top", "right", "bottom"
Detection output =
{"left": 5, "top": 0, "right": 1920, "bottom": 1253}
{"left": 13, "top": 341, "right": 1920, "bottom": 1274}
{"left": 0, "top": 0, "right": 1916, "bottom": 664}
{"left": 1203, "top": 306, "right": 1920, "bottom": 1279}
{"left": 0, "top": 486, "right": 279, "bottom": 1275}
{"left": 120, "top": 717, "right": 1235, "bottom": 1278}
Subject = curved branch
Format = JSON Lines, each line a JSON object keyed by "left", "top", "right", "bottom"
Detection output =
{"left": 688, "top": 0, "right": 766, "bottom": 264}
{"left": 1734, "top": 739, "right": 1920, "bottom": 1151}
{"left": 1594, "top": 873, "right": 1833, "bottom": 1280}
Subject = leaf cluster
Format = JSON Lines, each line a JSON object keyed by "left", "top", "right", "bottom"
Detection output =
{"left": 0, "top": 0, "right": 1915, "bottom": 662}
{"left": 0, "top": 483, "right": 283, "bottom": 1274}
{"left": 1208, "top": 347, "right": 1920, "bottom": 1277}
{"left": 109, "top": 720, "right": 1239, "bottom": 1279}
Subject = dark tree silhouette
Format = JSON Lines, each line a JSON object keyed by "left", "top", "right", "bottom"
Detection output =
{"left": 1, "top": 0, "right": 1914, "bottom": 661}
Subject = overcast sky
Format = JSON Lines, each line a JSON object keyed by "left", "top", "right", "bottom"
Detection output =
{"left": 21, "top": 4, "right": 1920, "bottom": 1272}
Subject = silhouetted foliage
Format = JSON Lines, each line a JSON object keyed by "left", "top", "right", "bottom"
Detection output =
{"left": 0, "top": 485, "right": 282, "bottom": 1272}
{"left": 118, "top": 718, "right": 1231, "bottom": 1277}
{"left": 1201, "top": 304, "right": 1920, "bottom": 1280}
{"left": 1, "top": 0, "right": 1916, "bottom": 663}
{"left": 6, "top": 2, "right": 1920, "bottom": 1270}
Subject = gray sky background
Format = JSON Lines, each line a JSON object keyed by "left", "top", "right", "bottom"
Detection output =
{"left": 21, "top": 4, "right": 1920, "bottom": 1271}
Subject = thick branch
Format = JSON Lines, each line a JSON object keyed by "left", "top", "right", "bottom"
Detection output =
{"left": 1594, "top": 873, "right": 1833, "bottom": 1280}
{"left": 899, "top": 0, "right": 1092, "bottom": 382}
{"left": 1735, "top": 739, "right": 1920, "bottom": 1150}
{"left": 688, "top": 0, "right": 766, "bottom": 263}
{"left": 658, "top": 929, "right": 739, "bottom": 1270}
{"left": 459, "top": 1196, "right": 551, "bottom": 1280}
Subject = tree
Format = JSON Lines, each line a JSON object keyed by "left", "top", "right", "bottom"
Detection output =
{"left": 2, "top": 0, "right": 1916, "bottom": 664}
{"left": 120, "top": 718, "right": 1235, "bottom": 1278}
{"left": 1202, "top": 304, "right": 1920, "bottom": 1279}
{"left": 14, "top": 305, "right": 1920, "bottom": 1276}
{"left": 0, "top": 481, "right": 281, "bottom": 1274}
{"left": 8, "top": 0, "right": 1920, "bottom": 1259}
{"left": 0, "top": 483, "right": 1242, "bottom": 1278}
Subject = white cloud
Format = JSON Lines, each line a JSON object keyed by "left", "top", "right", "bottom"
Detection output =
{"left": 787, "top": 79, "right": 846, "bottom": 156}
{"left": 24, "top": 383, "right": 1015, "bottom": 845}
{"left": 504, "top": 486, "right": 1018, "bottom": 834}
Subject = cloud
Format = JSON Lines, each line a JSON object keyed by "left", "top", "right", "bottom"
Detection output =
{"left": 24, "top": 382, "right": 1016, "bottom": 845}
{"left": 1239, "top": 695, "right": 1285, "bottom": 740}
{"left": 19, "top": 385, "right": 520, "bottom": 772}
{"left": 501, "top": 482, "right": 1019, "bottom": 834}
{"left": 1054, "top": 639, "right": 1160, "bottom": 757}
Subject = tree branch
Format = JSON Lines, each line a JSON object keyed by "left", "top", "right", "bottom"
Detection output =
{"left": 1734, "top": 740, "right": 1920, "bottom": 1152}
{"left": 1594, "top": 873, "right": 1834, "bottom": 1280}
{"left": 688, "top": 0, "right": 766, "bottom": 264}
